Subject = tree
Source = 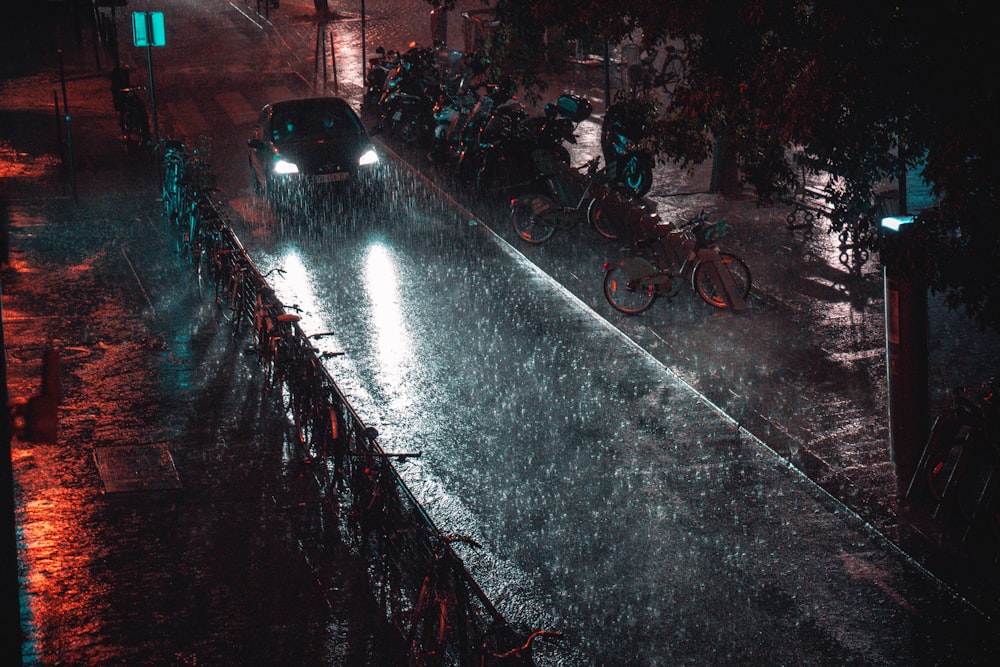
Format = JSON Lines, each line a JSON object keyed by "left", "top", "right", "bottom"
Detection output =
{"left": 432, "top": 0, "right": 1000, "bottom": 333}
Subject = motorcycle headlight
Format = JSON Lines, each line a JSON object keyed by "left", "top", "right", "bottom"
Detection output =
{"left": 358, "top": 148, "right": 379, "bottom": 166}
{"left": 273, "top": 158, "right": 299, "bottom": 175}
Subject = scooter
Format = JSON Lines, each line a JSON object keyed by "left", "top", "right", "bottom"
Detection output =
{"left": 363, "top": 46, "right": 399, "bottom": 109}
{"left": 465, "top": 93, "right": 590, "bottom": 192}
{"left": 601, "top": 101, "right": 654, "bottom": 197}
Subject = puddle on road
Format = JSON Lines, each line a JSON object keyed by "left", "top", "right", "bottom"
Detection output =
{"left": 0, "top": 139, "right": 59, "bottom": 180}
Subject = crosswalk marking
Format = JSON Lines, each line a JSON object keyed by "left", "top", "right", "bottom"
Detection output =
{"left": 168, "top": 99, "right": 209, "bottom": 138}
{"left": 217, "top": 91, "right": 256, "bottom": 126}
{"left": 161, "top": 84, "right": 304, "bottom": 142}
{"left": 264, "top": 86, "right": 296, "bottom": 104}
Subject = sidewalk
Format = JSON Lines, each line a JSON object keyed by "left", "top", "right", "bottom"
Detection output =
{"left": 1, "top": 18, "right": 408, "bottom": 666}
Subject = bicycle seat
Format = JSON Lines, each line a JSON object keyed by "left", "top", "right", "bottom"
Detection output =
{"left": 277, "top": 313, "right": 300, "bottom": 324}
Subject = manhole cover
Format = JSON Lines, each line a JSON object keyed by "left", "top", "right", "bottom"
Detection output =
{"left": 94, "top": 444, "right": 181, "bottom": 493}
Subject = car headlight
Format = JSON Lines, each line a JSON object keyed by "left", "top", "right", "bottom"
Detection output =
{"left": 273, "top": 158, "right": 299, "bottom": 175}
{"left": 358, "top": 148, "right": 379, "bottom": 166}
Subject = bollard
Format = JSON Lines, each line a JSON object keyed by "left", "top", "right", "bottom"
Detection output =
{"left": 25, "top": 349, "right": 60, "bottom": 445}
{"left": 65, "top": 115, "right": 77, "bottom": 200}
{"left": 881, "top": 216, "right": 929, "bottom": 498}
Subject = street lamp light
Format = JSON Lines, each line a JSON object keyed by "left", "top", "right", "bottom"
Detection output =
{"left": 881, "top": 214, "right": 929, "bottom": 498}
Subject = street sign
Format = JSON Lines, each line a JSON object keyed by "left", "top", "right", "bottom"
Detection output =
{"left": 132, "top": 12, "right": 166, "bottom": 47}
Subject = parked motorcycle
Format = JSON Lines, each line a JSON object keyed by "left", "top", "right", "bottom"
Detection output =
{"left": 363, "top": 46, "right": 400, "bottom": 109}
{"left": 601, "top": 101, "right": 654, "bottom": 197}
{"left": 430, "top": 78, "right": 516, "bottom": 169}
{"left": 373, "top": 45, "right": 440, "bottom": 144}
{"left": 465, "top": 93, "right": 591, "bottom": 192}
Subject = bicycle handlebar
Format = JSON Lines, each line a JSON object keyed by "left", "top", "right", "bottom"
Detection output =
{"left": 441, "top": 533, "right": 482, "bottom": 548}
{"left": 574, "top": 156, "right": 601, "bottom": 176}
{"left": 677, "top": 210, "right": 709, "bottom": 228}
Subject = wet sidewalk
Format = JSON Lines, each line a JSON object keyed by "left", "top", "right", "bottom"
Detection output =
{"left": 1, "top": 21, "right": 407, "bottom": 666}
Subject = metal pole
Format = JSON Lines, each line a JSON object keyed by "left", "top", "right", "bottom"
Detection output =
{"left": 65, "top": 115, "right": 77, "bottom": 200}
{"left": 1, "top": 280, "right": 25, "bottom": 667}
{"left": 54, "top": 91, "right": 64, "bottom": 164}
{"left": 330, "top": 28, "right": 338, "bottom": 94}
{"left": 58, "top": 49, "right": 69, "bottom": 119}
{"left": 145, "top": 14, "right": 159, "bottom": 147}
{"left": 603, "top": 39, "right": 611, "bottom": 110}
{"left": 111, "top": 6, "right": 121, "bottom": 69}
{"left": 361, "top": 0, "right": 368, "bottom": 83}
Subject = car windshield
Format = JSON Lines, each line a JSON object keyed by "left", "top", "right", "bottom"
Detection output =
{"left": 271, "top": 100, "right": 362, "bottom": 142}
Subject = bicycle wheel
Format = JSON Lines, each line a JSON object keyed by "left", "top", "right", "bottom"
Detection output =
{"left": 603, "top": 264, "right": 658, "bottom": 314}
{"left": 262, "top": 339, "right": 285, "bottom": 399}
{"left": 162, "top": 153, "right": 184, "bottom": 219}
{"left": 511, "top": 195, "right": 557, "bottom": 244}
{"left": 193, "top": 243, "right": 209, "bottom": 298}
{"left": 228, "top": 274, "right": 250, "bottom": 335}
{"left": 289, "top": 388, "right": 315, "bottom": 450}
{"left": 172, "top": 198, "right": 193, "bottom": 257}
{"left": 955, "top": 442, "right": 995, "bottom": 523}
{"left": 925, "top": 437, "right": 967, "bottom": 505}
{"left": 659, "top": 55, "right": 686, "bottom": 98}
{"left": 587, "top": 195, "right": 618, "bottom": 240}
{"left": 692, "top": 252, "right": 752, "bottom": 308}
{"left": 618, "top": 152, "right": 653, "bottom": 198}
{"left": 407, "top": 585, "right": 452, "bottom": 667}
{"left": 212, "top": 251, "right": 235, "bottom": 314}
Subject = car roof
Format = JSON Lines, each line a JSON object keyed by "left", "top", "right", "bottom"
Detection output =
{"left": 264, "top": 97, "right": 355, "bottom": 115}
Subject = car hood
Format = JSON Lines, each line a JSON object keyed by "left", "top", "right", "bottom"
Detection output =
{"left": 272, "top": 136, "right": 370, "bottom": 174}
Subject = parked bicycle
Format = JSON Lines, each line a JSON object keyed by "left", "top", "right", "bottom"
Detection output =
{"left": 510, "top": 154, "right": 620, "bottom": 243}
{"left": 603, "top": 210, "right": 752, "bottom": 314}
{"left": 909, "top": 380, "right": 1000, "bottom": 545}
{"left": 213, "top": 247, "right": 254, "bottom": 334}
{"left": 252, "top": 286, "right": 304, "bottom": 400}
{"left": 111, "top": 66, "right": 150, "bottom": 147}
{"left": 161, "top": 140, "right": 186, "bottom": 222}
{"left": 407, "top": 533, "right": 481, "bottom": 666}
{"left": 625, "top": 44, "right": 687, "bottom": 101}
{"left": 117, "top": 88, "right": 150, "bottom": 147}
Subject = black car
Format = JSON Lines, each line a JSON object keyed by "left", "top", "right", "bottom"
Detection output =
{"left": 247, "top": 96, "right": 380, "bottom": 203}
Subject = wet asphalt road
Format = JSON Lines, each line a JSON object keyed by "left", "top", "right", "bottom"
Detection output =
{"left": 4, "top": 0, "right": 1000, "bottom": 664}
{"left": 232, "top": 190, "right": 994, "bottom": 664}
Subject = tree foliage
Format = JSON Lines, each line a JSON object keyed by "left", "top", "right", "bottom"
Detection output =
{"left": 431, "top": 0, "right": 1000, "bottom": 333}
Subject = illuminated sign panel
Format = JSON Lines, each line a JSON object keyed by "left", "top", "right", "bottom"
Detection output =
{"left": 133, "top": 12, "right": 166, "bottom": 47}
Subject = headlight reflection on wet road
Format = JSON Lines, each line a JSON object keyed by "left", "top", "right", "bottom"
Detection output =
{"left": 363, "top": 242, "right": 417, "bottom": 413}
